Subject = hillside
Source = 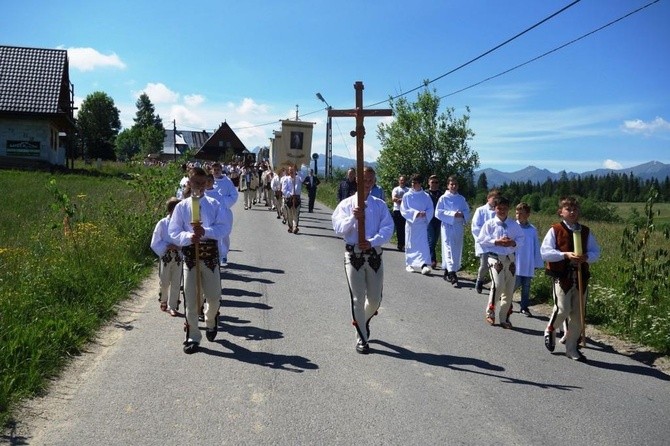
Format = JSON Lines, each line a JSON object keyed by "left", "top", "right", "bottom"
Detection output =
{"left": 475, "top": 161, "right": 670, "bottom": 187}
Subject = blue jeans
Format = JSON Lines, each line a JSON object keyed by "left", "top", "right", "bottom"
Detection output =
{"left": 515, "top": 275, "right": 532, "bottom": 309}
{"left": 427, "top": 218, "right": 441, "bottom": 263}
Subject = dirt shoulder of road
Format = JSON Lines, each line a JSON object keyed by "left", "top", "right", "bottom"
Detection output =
{"left": 531, "top": 302, "right": 670, "bottom": 374}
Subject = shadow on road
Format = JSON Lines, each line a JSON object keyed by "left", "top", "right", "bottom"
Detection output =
{"left": 222, "top": 287, "right": 263, "bottom": 298}
{"left": 198, "top": 339, "right": 319, "bottom": 373}
{"left": 224, "top": 263, "right": 284, "bottom": 275}
{"left": 369, "top": 339, "right": 505, "bottom": 372}
{"left": 370, "top": 339, "right": 581, "bottom": 391}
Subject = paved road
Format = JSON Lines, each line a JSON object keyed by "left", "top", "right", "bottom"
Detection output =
{"left": 5, "top": 198, "right": 670, "bottom": 445}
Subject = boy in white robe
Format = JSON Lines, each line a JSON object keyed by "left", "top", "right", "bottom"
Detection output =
{"left": 400, "top": 174, "right": 433, "bottom": 275}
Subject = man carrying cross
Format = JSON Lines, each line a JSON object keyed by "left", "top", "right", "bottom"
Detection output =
{"left": 332, "top": 166, "right": 393, "bottom": 353}
{"left": 329, "top": 81, "right": 393, "bottom": 354}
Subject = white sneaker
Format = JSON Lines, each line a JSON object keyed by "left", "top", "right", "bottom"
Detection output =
{"left": 421, "top": 265, "right": 431, "bottom": 275}
{"left": 406, "top": 265, "right": 414, "bottom": 273}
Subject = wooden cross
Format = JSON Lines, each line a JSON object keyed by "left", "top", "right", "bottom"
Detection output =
{"left": 328, "top": 81, "right": 393, "bottom": 244}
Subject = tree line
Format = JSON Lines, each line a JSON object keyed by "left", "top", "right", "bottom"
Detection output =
{"left": 478, "top": 171, "right": 670, "bottom": 205}
{"left": 76, "top": 91, "right": 165, "bottom": 161}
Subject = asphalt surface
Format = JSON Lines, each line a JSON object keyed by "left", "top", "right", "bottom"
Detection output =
{"left": 5, "top": 197, "right": 670, "bottom": 445}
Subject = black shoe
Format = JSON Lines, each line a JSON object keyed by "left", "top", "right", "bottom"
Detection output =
{"left": 566, "top": 351, "right": 587, "bottom": 362}
{"left": 206, "top": 326, "right": 217, "bottom": 342}
{"left": 355, "top": 340, "right": 369, "bottom": 354}
{"left": 443, "top": 270, "right": 449, "bottom": 281}
{"left": 520, "top": 308, "right": 533, "bottom": 317}
{"left": 183, "top": 341, "right": 199, "bottom": 354}
{"left": 451, "top": 273, "right": 459, "bottom": 287}
{"left": 475, "top": 280, "right": 483, "bottom": 294}
{"left": 544, "top": 330, "right": 556, "bottom": 352}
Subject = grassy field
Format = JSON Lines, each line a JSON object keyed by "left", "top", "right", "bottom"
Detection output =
{"left": 0, "top": 163, "right": 178, "bottom": 426}
{"left": 609, "top": 201, "right": 670, "bottom": 226}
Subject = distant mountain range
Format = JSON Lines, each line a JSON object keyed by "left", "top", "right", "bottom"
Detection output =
{"left": 475, "top": 161, "right": 670, "bottom": 187}
{"left": 323, "top": 156, "right": 669, "bottom": 186}
{"left": 253, "top": 147, "right": 669, "bottom": 186}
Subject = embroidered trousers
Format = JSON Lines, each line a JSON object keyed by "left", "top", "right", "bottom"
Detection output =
{"left": 344, "top": 247, "right": 384, "bottom": 344}
{"left": 486, "top": 254, "right": 516, "bottom": 323}
{"left": 158, "top": 250, "right": 182, "bottom": 310}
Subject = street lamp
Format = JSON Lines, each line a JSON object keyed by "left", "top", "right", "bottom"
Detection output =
{"left": 316, "top": 92, "right": 332, "bottom": 180}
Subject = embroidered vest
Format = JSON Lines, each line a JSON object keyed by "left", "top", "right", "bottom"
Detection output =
{"left": 545, "top": 222, "right": 590, "bottom": 281}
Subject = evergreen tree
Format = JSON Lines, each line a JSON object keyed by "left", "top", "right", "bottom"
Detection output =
{"left": 77, "top": 91, "right": 121, "bottom": 160}
{"left": 115, "top": 93, "right": 167, "bottom": 159}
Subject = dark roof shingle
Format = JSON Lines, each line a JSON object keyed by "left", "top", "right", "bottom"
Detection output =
{"left": 0, "top": 45, "right": 68, "bottom": 114}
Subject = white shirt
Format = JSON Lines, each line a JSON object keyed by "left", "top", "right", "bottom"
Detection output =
{"left": 271, "top": 174, "right": 282, "bottom": 192}
{"left": 435, "top": 191, "right": 470, "bottom": 226}
{"left": 332, "top": 193, "right": 394, "bottom": 248}
{"left": 213, "top": 175, "right": 239, "bottom": 209}
{"left": 150, "top": 216, "right": 174, "bottom": 257}
{"left": 281, "top": 173, "right": 304, "bottom": 197}
{"left": 515, "top": 222, "right": 544, "bottom": 276}
{"left": 541, "top": 221, "right": 601, "bottom": 263}
{"left": 476, "top": 216, "right": 525, "bottom": 256}
{"left": 471, "top": 203, "right": 496, "bottom": 256}
{"left": 168, "top": 195, "right": 231, "bottom": 247}
{"left": 400, "top": 188, "right": 434, "bottom": 223}
{"left": 391, "top": 185, "right": 409, "bottom": 211}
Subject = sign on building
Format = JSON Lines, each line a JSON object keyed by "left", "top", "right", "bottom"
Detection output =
{"left": 7, "top": 140, "right": 40, "bottom": 157}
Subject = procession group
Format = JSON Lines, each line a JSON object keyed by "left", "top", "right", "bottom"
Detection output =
{"left": 150, "top": 160, "right": 320, "bottom": 353}
{"left": 332, "top": 167, "right": 599, "bottom": 360}
{"left": 151, "top": 162, "right": 600, "bottom": 362}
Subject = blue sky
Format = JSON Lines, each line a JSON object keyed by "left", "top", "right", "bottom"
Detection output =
{"left": 4, "top": 0, "right": 669, "bottom": 173}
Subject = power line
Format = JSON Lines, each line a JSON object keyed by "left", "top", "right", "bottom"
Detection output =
{"left": 439, "top": 0, "right": 662, "bottom": 100}
{"left": 175, "top": 0, "right": 659, "bottom": 137}
{"left": 365, "top": 0, "right": 582, "bottom": 108}
{"left": 230, "top": 0, "right": 583, "bottom": 130}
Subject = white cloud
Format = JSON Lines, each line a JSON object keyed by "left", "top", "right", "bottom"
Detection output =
{"left": 184, "top": 94, "right": 205, "bottom": 107}
{"left": 64, "top": 47, "right": 126, "bottom": 71}
{"left": 135, "top": 83, "right": 179, "bottom": 104}
{"left": 622, "top": 117, "right": 670, "bottom": 135}
{"left": 236, "top": 98, "right": 269, "bottom": 115}
{"left": 603, "top": 159, "right": 623, "bottom": 170}
{"left": 170, "top": 105, "right": 205, "bottom": 128}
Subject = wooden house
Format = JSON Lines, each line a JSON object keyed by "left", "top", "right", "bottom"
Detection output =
{"left": 0, "top": 45, "right": 76, "bottom": 169}
{"left": 194, "top": 121, "right": 247, "bottom": 162}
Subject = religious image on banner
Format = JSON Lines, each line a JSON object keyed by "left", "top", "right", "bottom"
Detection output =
{"left": 270, "top": 120, "right": 314, "bottom": 171}
{"left": 290, "top": 131, "right": 304, "bottom": 150}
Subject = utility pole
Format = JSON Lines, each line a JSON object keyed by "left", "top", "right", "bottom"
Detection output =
{"left": 173, "top": 119, "right": 177, "bottom": 162}
{"left": 316, "top": 93, "right": 333, "bottom": 180}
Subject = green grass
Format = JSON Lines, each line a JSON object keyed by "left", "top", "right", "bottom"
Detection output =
{"left": 609, "top": 201, "right": 670, "bottom": 226}
{"left": 0, "top": 163, "right": 178, "bottom": 426}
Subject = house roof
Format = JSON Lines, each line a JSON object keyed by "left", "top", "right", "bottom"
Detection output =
{"left": 0, "top": 46, "right": 73, "bottom": 118}
{"left": 194, "top": 122, "right": 247, "bottom": 161}
{"left": 161, "top": 129, "right": 211, "bottom": 156}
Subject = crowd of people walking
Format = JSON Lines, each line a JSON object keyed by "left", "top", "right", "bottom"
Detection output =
{"left": 152, "top": 161, "right": 599, "bottom": 362}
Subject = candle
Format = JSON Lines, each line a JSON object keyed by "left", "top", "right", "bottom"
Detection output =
{"left": 191, "top": 196, "right": 200, "bottom": 223}
{"left": 573, "top": 229, "right": 583, "bottom": 255}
